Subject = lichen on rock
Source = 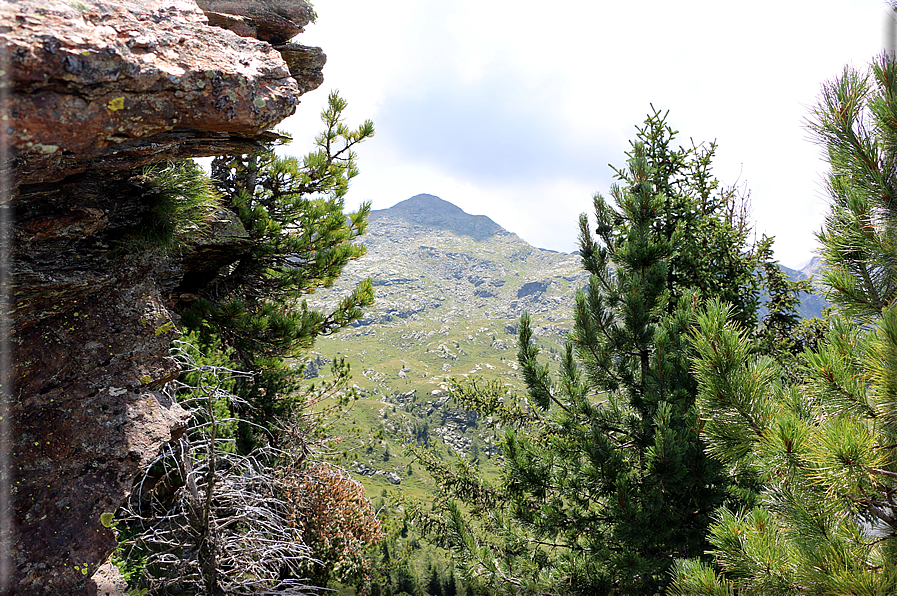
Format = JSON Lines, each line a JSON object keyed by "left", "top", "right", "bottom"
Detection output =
{"left": 3, "top": 0, "right": 327, "bottom": 593}
{"left": 5, "top": 0, "right": 324, "bottom": 187}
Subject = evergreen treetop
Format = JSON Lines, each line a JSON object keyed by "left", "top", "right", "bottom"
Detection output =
{"left": 670, "top": 52, "right": 897, "bottom": 595}
{"left": 178, "top": 91, "right": 375, "bottom": 451}
{"left": 411, "top": 109, "right": 795, "bottom": 595}
{"left": 810, "top": 55, "right": 897, "bottom": 320}
{"left": 183, "top": 91, "right": 375, "bottom": 366}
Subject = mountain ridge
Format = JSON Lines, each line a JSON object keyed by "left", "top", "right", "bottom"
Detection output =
{"left": 324, "top": 194, "right": 829, "bottom": 331}
{"left": 308, "top": 195, "right": 582, "bottom": 488}
{"left": 369, "top": 193, "right": 507, "bottom": 243}
{"left": 318, "top": 194, "right": 588, "bottom": 332}
{"left": 780, "top": 257, "right": 829, "bottom": 319}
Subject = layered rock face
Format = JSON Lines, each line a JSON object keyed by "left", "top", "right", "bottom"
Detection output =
{"left": 4, "top": 0, "right": 322, "bottom": 593}
{"left": 7, "top": 0, "right": 325, "bottom": 187}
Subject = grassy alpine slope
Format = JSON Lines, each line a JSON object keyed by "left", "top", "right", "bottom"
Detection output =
{"left": 305, "top": 195, "right": 587, "bottom": 498}
{"left": 307, "top": 193, "right": 829, "bottom": 501}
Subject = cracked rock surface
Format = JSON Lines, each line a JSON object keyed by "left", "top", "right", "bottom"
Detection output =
{"left": 3, "top": 0, "right": 324, "bottom": 592}
{"left": 5, "top": 0, "right": 323, "bottom": 187}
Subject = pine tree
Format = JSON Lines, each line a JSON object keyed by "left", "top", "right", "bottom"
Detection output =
{"left": 813, "top": 56, "right": 897, "bottom": 321}
{"left": 426, "top": 562, "right": 443, "bottom": 596}
{"left": 119, "top": 92, "right": 383, "bottom": 592}
{"left": 411, "top": 109, "right": 780, "bottom": 594}
{"left": 753, "top": 240, "right": 817, "bottom": 380}
{"left": 669, "top": 53, "right": 897, "bottom": 595}
{"left": 186, "top": 91, "right": 374, "bottom": 363}
{"left": 180, "top": 91, "right": 375, "bottom": 450}
{"left": 443, "top": 567, "right": 458, "bottom": 596}
{"left": 392, "top": 561, "right": 421, "bottom": 596}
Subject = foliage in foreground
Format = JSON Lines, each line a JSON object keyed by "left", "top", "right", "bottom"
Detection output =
{"left": 669, "top": 53, "right": 897, "bottom": 595}
{"left": 117, "top": 345, "right": 318, "bottom": 595}
{"left": 113, "top": 158, "right": 221, "bottom": 259}
{"left": 408, "top": 109, "right": 805, "bottom": 595}
{"left": 181, "top": 90, "right": 375, "bottom": 452}
{"left": 117, "top": 92, "right": 383, "bottom": 594}
{"left": 117, "top": 343, "right": 383, "bottom": 595}
{"left": 669, "top": 302, "right": 897, "bottom": 595}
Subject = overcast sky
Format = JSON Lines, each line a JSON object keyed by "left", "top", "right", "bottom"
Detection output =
{"left": 278, "top": 0, "right": 888, "bottom": 269}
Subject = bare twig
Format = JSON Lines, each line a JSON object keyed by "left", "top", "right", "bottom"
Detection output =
{"left": 116, "top": 343, "right": 327, "bottom": 596}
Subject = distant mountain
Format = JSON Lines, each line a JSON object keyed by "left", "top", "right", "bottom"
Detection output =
{"left": 307, "top": 195, "right": 832, "bottom": 494}
{"left": 312, "top": 195, "right": 830, "bottom": 360}
{"left": 307, "top": 195, "right": 589, "bottom": 478}
{"left": 799, "top": 256, "right": 826, "bottom": 279}
{"left": 780, "top": 256, "right": 829, "bottom": 319}
{"left": 371, "top": 194, "right": 504, "bottom": 241}
{"left": 314, "top": 193, "right": 588, "bottom": 335}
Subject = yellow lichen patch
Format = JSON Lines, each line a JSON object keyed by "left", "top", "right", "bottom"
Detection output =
{"left": 153, "top": 321, "right": 175, "bottom": 336}
{"left": 107, "top": 97, "right": 125, "bottom": 111}
{"left": 140, "top": 374, "right": 152, "bottom": 385}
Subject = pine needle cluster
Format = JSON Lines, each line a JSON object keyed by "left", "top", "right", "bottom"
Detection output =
{"left": 670, "top": 53, "right": 897, "bottom": 596}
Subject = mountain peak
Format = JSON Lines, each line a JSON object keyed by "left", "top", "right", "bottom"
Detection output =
{"left": 391, "top": 193, "right": 464, "bottom": 213}
{"left": 800, "top": 256, "right": 825, "bottom": 278}
{"left": 371, "top": 194, "right": 505, "bottom": 241}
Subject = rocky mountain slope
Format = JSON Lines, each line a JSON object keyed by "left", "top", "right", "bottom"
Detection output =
{"left": 317, "top": 193, "right": 587, "bottom": 328}
{"left": 309, "top": 193, "right": 589, "bottom": 385}
{"left": 781, "top": 256, "right": 829, "bottom": 319}
{"left": 308, "top": 195, "right": 832, "bottom": 499}
{"left": 310, "top": 194, "right": 829, "bottom": 392}
{"left": 307, "top": 194, "right": 590, "bottom": 499}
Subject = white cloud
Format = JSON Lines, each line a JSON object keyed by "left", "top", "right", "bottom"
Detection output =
{"left": 280, "top": 0, "right": 887, "bottom": 268}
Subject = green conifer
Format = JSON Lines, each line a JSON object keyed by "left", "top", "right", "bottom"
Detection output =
{"left": 185, "top": 91, "right": 374, "bottom": 364}
{"left": 670, "top": 53, "right": 897, "bottom": 595}
{"left": 426, "top": 562, "right": 444, "bottom": 596}
{"left": 180, "top": 91, "right": 375, "bottom": 451}
{"left": 413, "top": 109, "right": 779, "bottom": 594}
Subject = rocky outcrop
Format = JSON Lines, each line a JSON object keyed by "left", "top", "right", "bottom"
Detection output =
{"left": 6, "top": 0, "right": 325, "bottom": 187}
{"left": 13, "top": 279, "right": 186, "bottom": 595}
{"left": 195, "top": 0, "right": 326, "bottom": 92}
{"left": 197, "top": 0, "right": 314, "bottom": 44}
{"left": 517, "top": 280, "right": 548, "bottom": 299}
{"left": 5, "top": 0, "right": 324, "bottom": 593}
